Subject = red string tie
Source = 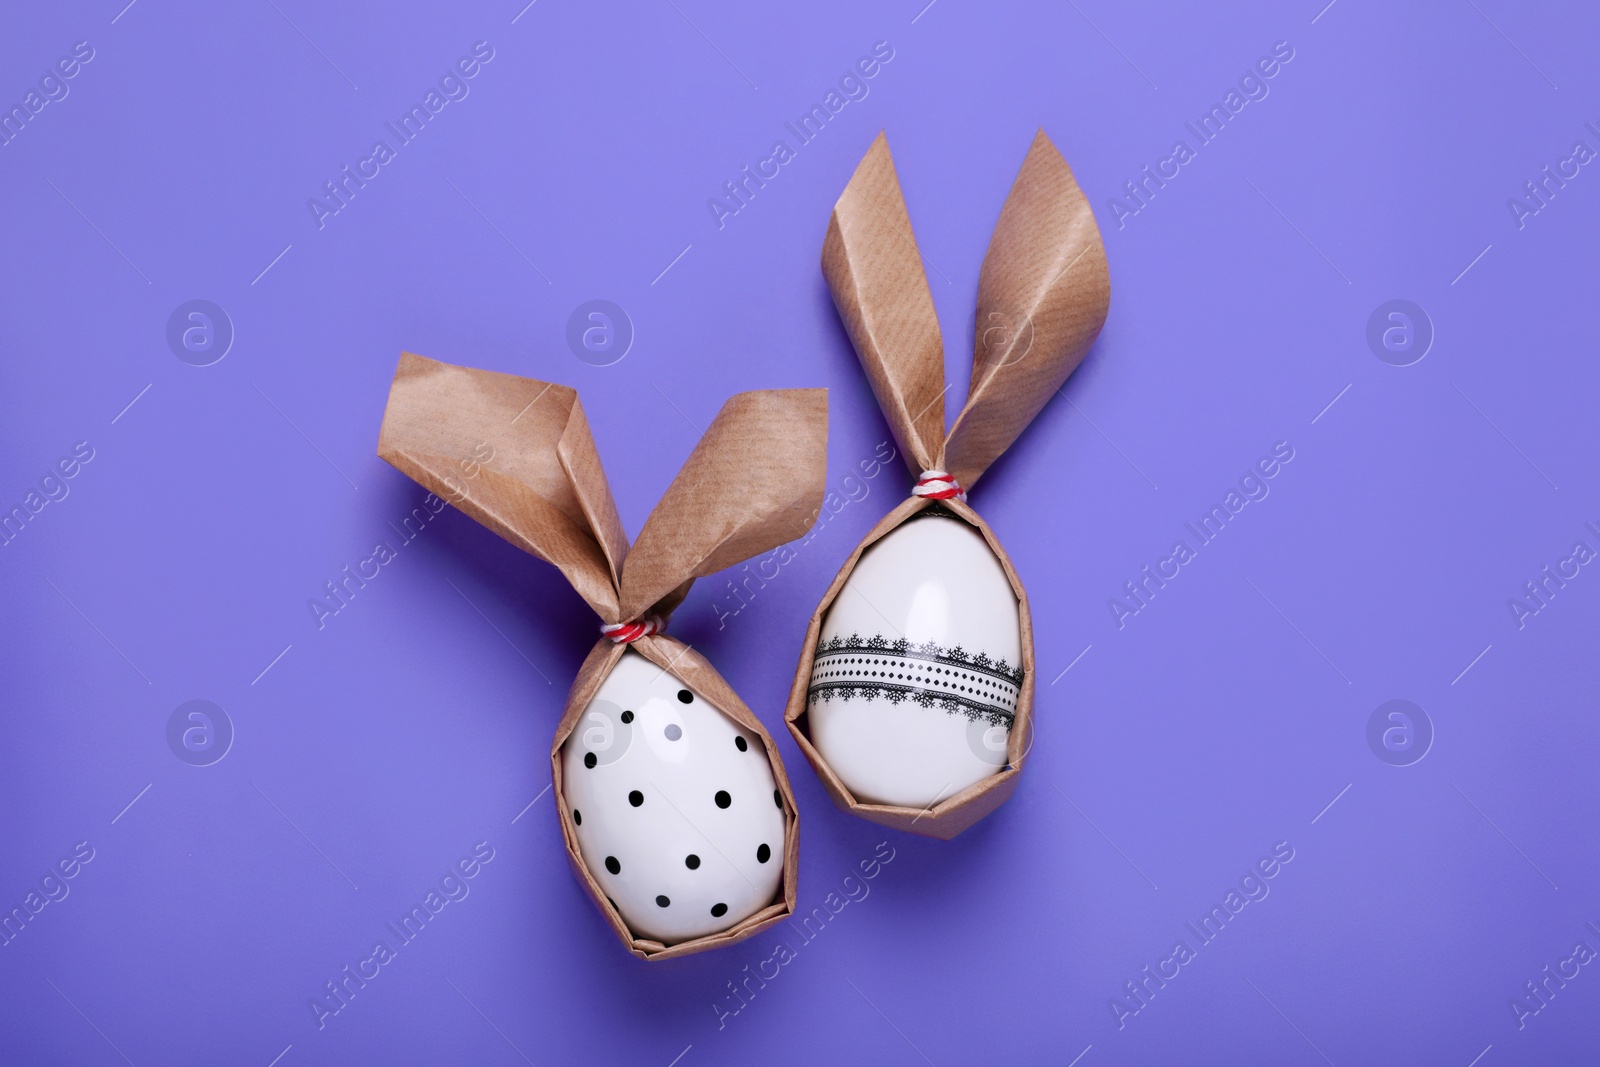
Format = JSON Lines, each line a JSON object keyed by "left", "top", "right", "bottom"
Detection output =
{"left": 600, "top": 616, "right": 666, "bottom": 644}
{"left": 912, "top": 469, "right": 966, "bottom": 502}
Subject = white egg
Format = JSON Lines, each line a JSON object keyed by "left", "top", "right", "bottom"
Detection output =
{"left": 808, "top": 510, "right": 1023, "bottom": 808}
{"left": 561, "top": 650, "right": 786, "bottom": 944}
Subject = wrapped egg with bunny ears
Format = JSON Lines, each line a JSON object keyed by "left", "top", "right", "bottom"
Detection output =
{"left": 786, "top": 130, "right": 1110, "bottom": 839}
{"left": 379, "top": 356, "right": 826, "bottom": 959}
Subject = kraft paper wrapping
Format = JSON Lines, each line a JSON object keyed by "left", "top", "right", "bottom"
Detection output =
{"left": 379, "top": 354, "right": 826, "bottom": 958}
{"left": 786, "top": 130, "right": 1109, "bottom": 839}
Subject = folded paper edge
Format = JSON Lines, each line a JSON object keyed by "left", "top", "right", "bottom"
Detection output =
{"left": 823, "top": 132, "right": 946, "bottom": 478}
{"left": 376, "top": 352, "right": 626, "bottom": 620}
{"left": 618, "top": 388, "right": 829, "bottom": 623}
{"left": 944, "top": 128, "right": 1111, "bottom": 489}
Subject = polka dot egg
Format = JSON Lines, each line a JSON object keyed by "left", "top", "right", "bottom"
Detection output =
{"left": 562, "top": 650, "right": 785, "bottom": 944}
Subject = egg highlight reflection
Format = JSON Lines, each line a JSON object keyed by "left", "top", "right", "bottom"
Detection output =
{"left": 808, "top": 511, "right": 1023, "bottom": 808}
{"left": 561, "top": 651, "right": 786, "bottom": 944}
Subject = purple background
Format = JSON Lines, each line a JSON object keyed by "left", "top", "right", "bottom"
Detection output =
{"left": 3, "top": 1, "right": 1598, "bottom": 1064}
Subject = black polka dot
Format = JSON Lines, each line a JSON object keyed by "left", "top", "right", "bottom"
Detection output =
{"left": 677, "top": 689, "right": 693, "bottom": 704}
{"left": 621, "top": 710, "right": 634, "bottom": 724}
{"left": 710, "top": 902, "right": 728, "bottom": 917}
{"left": 573, "top": 809, "right": 581, "bottom": 825}
{"left": 685, "top": 854, "right": 701, "bottom": 870}
{"left": 583, "top": 752, "right": 597, "bottom": 769}
{"left": 714, "top": 790, "right": 731, "bottom": 808}
{"left": 656, "top": 895, "right": 671, "bottom": 908}
{"left": 774, "top": 789, "right": 782, "bottom": 809}
{"left": 735, "top": 736, "right": 748, "bottom": 752}
{"left": 607, "top": 896, "right": 618, "bottom": 910}
{"left": 756, "top": 843, "right": 771, "bottom": 863}
{"left": 604, "top": 856, "right": 620, "bottom": 875}
{"left": 628, "top": 790, "right": 644, "bottom": 807}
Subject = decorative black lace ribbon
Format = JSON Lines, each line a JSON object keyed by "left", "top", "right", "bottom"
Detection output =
{"left": 807, "top": 633, "right": 1022, "bottom": 726}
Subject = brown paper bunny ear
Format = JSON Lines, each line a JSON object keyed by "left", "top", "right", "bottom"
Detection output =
{"left": 823, "top": 130, "right": 1110, "bottom": 492}
{"left": 944, "top": 129, "right": 1110, "bottom": 490}
{"left": 377, "top": 353, "right": 629, "bottom": 621}
{"left": 822, "top": 132, "right": 945, "bottom": 479}
{"left": 617, "top": 389, "right": 829, "bottom": 622}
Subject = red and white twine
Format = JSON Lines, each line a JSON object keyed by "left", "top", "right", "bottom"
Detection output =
{"left": 600, "top": 616, "right": 666, "bottom": 644}
{"left": 912, "top": 469, "right": 966, "bottom": 502}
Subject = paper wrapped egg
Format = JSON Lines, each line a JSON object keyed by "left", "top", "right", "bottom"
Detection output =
{"left": 786, "top": 130, "right": 1107, "bottom": 835}
{"left": 807, "top": 509, "right": 1023, "bottom": 808}
{"left": 561, "top": 650, "right": 786, "bottom": 944}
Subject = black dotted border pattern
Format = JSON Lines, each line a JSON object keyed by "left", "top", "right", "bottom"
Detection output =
{"left": 806, "top": 633, "right": 1021, "bottom": 726}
